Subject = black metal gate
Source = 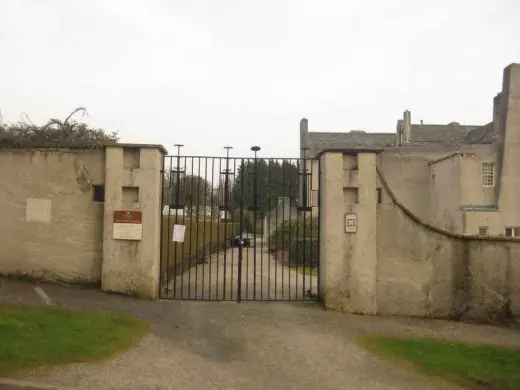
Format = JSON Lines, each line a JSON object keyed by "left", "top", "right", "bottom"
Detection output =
{"left": 159, "top": 147, "right": 320, "bottom": 301}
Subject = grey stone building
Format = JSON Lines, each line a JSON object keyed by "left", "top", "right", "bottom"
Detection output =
{"left": 300, "top": 63, "right": 520, "bottom": 236}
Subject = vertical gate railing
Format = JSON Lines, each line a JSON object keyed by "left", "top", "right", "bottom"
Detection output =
{"left": 159, "top": 148, "right": 320, "bottom": 302}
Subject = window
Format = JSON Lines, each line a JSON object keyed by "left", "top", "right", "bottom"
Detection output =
{"left": 478, "top": 227, "right": 488, "bottom": 236}
{"left": 482, "top": 163, "right": 495, "bottom": 187}
{"left": 505, "top": 227, "right": 520, "bottom": 237}
{"left": 92, "top": 185, "right": 105, "bottom": 202}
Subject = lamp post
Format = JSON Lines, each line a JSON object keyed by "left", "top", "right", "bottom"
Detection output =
{"left": 250, "top": 146, "right": 261, "bottom": 299}
{"left": 222, "top": 146, "right": 233, "bottom": 212}
{"left": 299, "top": 147, "right": 310, "bottom": 211}
{"left": 250, "top": 146, "right": 261, "bottom": 211}
{"left": 172, "top": 144, "right": 184, "bottom": 209}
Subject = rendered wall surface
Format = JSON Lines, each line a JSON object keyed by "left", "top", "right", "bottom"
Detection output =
{"left": 0, "top": 149, "right": 105, "bottom": 283}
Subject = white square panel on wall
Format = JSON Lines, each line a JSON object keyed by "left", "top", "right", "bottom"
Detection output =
{"left": 25, "top": 198, "right": 52, "bottom": 223}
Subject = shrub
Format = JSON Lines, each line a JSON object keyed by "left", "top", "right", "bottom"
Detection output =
{"left": 242, "top": 210, "right": 254, "bottom": 233}
{"left": 288, "top": 238, "right": 318, "bottom": 267}
{"left": 233, "top": 209, "right": 263, "bottom": 235}
{"left": 254, "top": 219, "right": 264, "bottom": 236}
{"left": 268, "top": 217, "right": 318, "bottom": 252}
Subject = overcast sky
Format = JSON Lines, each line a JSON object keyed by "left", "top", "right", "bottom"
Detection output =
{"left": 1, "top": 0, "right": 519, "bottom": 157}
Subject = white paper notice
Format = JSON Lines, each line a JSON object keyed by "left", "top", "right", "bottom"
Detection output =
{"left": 172, "top": 224, "right": 186, "bottom": 242}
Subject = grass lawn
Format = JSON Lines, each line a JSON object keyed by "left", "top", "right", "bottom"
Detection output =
{"left": 293, "top": 265, "right": 317, "bottom": 277}
{"left": 358, "top": 334, "right": 520, "bottom": 390}
{"left": 0, "top": 303, "right": 150, "bottom": 376}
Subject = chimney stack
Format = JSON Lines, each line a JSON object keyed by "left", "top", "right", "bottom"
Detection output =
{"left": 300, "top": 118, "right": 309, "bottom": 159}
{"left": 395, "top": 119, "right": 403, "bottom": 146}
{"left": 403, "top": 110, "right": 412, "bottom": 143}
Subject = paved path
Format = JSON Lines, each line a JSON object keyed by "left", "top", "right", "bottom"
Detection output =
{"left": 166, "top": 246, "right": 317, "bottom": 301}
{"left": 2, "top": 279, "right": 520, "bottom": 389}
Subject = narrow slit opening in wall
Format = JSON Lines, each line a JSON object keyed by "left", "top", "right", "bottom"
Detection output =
{"left": 122, "top": 186, "right": 139, "bottom": 204}
{"left": 93, "top": 185, "right": 105, "bottom": 202}
{"left": 377, "top": 188, "right": 382, "bottom": 203}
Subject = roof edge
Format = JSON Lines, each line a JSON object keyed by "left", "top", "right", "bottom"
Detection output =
{"left": 105, "top": 143, "right": 168, "bottom": 155}
{"left": 315, "top": 148, "right": 385, "bottom": 158}
{"left": 427, "top": 152, "right": 460, "bottom": 166}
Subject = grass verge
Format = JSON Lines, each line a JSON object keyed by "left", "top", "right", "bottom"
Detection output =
{"left": 293, "top": 266, "right": 317, "bottom": 277}
{"left": 357, "top": 334, "right": 520, "bottom": 390}
{"left": 0, "top": 303, "right": 150, "bottom": 376}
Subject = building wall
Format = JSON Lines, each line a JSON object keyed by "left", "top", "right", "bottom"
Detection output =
{"left": 320, "top": 150, "right": 520, "bottom": 321}
{"left": 429, "top": 155, "right": 462, "bottom": 233}
{"left": 0, "top": 149, "right": 105, "bottom": 283}
{"left": 263, "top": 199, "right": 299, "bottom": 243}
{"left": 459, "top": 145, "right": 496, "bottom": 207}
{"left": 378, "top": 149, "right": 448, "bottom": 221}
{"left": 379, "top": 144, "right": 503, "bottom": 235}
{"left": 307, "top": 158, "right": 320, "bottom": 218}
{"left": 464, "top": 211, "right": 502, "bottom": 236}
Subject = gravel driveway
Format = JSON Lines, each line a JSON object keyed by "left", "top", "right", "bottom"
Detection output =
{"left": 165, "top": 246, "right": 317, "bottom": 301}
{"left": 2, "top": 279, "right": 520, "bottom": 389}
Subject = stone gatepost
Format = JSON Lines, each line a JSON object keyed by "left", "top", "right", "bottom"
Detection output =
{"left": 101, "top": 144, "right": 166, "bottom": 299}
{"left": 319, "top": 150, "right": 380, "bottom": 314}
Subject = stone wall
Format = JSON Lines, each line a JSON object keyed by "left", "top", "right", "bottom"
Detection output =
{"left": 0, "top": 149, "right": 105, "bottom": 283}
{"left": 320, "top": 150, "right": 520, "bottom": 321}
{"left": 429, "top": 154, "right": 462, "bottom": 233}
{"left": 0, "top": 145, "right": 165, "bottom": 299}
{"left": 378, "top": 169, "right": 520, "bottom": 320}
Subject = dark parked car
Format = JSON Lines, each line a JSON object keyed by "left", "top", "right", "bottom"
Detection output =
{"left": 229, "top": 235, "right": 251, "bottom": 247}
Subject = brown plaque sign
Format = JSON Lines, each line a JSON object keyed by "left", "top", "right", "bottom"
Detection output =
{"left": 113, "top": 211, "right": 142, "bottom": 224}
{"left": 113, "top": 211, "right": 143, "bottom": 240}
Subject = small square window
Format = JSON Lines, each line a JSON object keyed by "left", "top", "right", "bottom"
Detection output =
{"left": 482, "top": 163, "right": 495, "bottom": 187}
{"left": 92, "top": 185, "right": 105, "bottom": 203}
{"left": 478, "top": 227, "right": 488, "bottom": 236}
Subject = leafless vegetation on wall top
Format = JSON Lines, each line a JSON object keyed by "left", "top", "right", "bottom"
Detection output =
{"left": 0, "top": 107, "right": 119, "bottom": 149}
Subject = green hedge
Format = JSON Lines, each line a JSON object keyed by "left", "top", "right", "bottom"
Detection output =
{"left": 236, "top": 210, "right": 264, "bottom": 235}
{"left": 288, "top": 238, "right": 318, "bottom": 267}
{"left": 161, "top": 216, "right": 238, "bottom": 274}
{"left": 268, "top": 217, "right": 318, "bottom": 252}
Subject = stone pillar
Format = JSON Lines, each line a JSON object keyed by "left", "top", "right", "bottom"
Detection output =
{"left": 319, "top": 150, "right": 379, "bottom": 314}
{"left": 319, "top": 152, "right": 347, "bottom": 309}
{"left": 498, "top": 64, "right": 520, "bottom": 226}
{"left": 395, "top": 119, "right": 403, "bottom": 147}
{"left": 300, "top": 118, "right": 309, "bottom": 159}
{"left": 101, "top": 144, "right": 165, "bottom": 299}
{"left": 493, "top": 93, "right": 502, "bottom": 138}
{"left": 403, "top": 110, "right": 412, "bottom": 143}
{"left": 348, "top": 153, "right": 378, "bottom": 314}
